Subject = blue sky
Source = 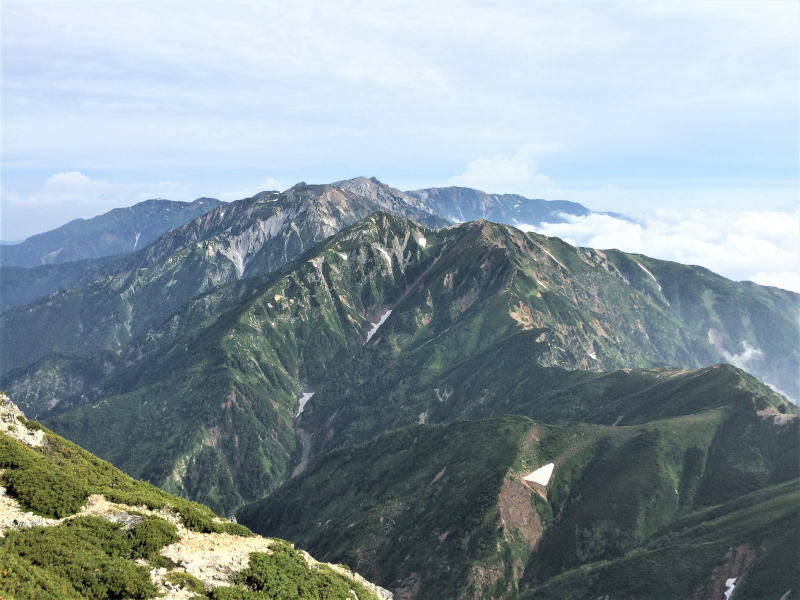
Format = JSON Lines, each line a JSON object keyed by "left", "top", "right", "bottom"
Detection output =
{"left": 1, "top": 1, "right": 798, "bottom": 288}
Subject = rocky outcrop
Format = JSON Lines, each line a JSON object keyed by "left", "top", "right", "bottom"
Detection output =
{"left": 0, "top": 392, "right": 45, "bottom": 447}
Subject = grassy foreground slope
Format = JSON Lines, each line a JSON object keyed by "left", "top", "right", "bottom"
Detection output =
{"left": 0, "top": 393, "right": 389, "bottom": 600}
{"left": 240, "top": 367, "right": 798, "bottom": 600}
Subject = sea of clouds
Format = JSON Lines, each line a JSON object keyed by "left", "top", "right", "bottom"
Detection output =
{"left": 521, "top": 209, "right": 799, "bottom": 293}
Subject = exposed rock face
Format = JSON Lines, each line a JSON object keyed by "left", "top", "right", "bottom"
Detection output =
{"left": 0, "top": 392, "right": 45, "bottom": 447}
{"left": 0, "top": 484, "right": 55, "bottom": 533}
{"left": 465, "top": 474, "right": 545, "bottom": 599}
{"left": 699, "top": 544, "right": 755, "bottom": 600}
{"left": 156, "top": 508, "right": 392, "bottom": 598}
{"left": 498, "top": 475, "right": 544, "bottom": 550}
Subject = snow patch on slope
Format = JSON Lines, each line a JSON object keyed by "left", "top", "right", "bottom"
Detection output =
{"left": 634, "top": 260, "right": 662, "bottom": 291}
{"left": 365, "top": 310, "right": 392, "bottom": 342}
{"left": 723, "top": 577, "right": 736, "bottom": 600}
{"left": 294, "top": 393, "right": 314, "bottom": 419}
{"left": 533, "top": 243, "right": 567, "bottom": 271}
{"left": 377, "top": 247, "right": 392, "bottom": 267}
{"left": 523, "top": 463, "right": 554, "bottom": 486}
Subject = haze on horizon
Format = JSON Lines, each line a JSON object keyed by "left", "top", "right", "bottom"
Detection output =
{"left": 1, "top": 1, "right": 798, "bottom": 290}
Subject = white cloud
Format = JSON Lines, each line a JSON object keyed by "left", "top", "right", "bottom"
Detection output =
{"left": 556, "top": 185, "right": 800, "bottom": 214}
{"left": 2, "top": 172, "right": 195, "bottom": 239}
{"left": 28, "top": 171, "right": 118, "bottom": 206}
{"left": 521, "top": 209, "right": 800, "bottom": 293}
{"left": 219, "top": 178, "right": 283, "bottom": 202}
{"left": 8, "top": 171, "right": 185, "bottom": 207}
{"left": 449, "top": 149, "right": 553, "bottom": 197}
{"left": 719, "top": 341, "right": 764, "bottom": 372}
{"left": 750, "top": 271, "right": 800, "bottom": 293}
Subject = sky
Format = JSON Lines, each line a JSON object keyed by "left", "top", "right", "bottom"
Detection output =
{"left": 1, "top": 1, "right": 798, "bottom": 289}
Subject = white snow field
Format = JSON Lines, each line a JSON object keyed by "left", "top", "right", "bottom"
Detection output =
{"left": 523, "top": 462, "right": 555, "bottom": 486}
{"left": 365, "top": 310, "right": 392, "bottom": 342}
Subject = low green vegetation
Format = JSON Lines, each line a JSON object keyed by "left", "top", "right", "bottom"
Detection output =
{"left": 165, "top": 571, "right": 206, "bottom": 594}
{"left": 2, "top": 460, "right": 88, "bottom": 518}
{"left": 0, "top": 516, "right": 165, "bottom": 600}
{"left": 127, "top": 515, "right": 179, "bottom": 559}
{"left": 0, "top": 552, "right": 83, "bottom": 600}
{"left": 209, "top": 542, "right": 376, "bottom": 600}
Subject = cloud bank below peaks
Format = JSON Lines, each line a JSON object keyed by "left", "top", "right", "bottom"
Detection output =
{"left": 521, "top": 209, "right": 800, "bottom": 293}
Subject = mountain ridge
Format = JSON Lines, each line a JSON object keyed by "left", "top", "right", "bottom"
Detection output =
{"left": 406, "top": 185, "right": 592, "bottom": 226}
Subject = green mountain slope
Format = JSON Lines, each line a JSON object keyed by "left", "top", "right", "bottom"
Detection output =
{"left": 293, "top": 220, "right": 798, "bottom": 457}
{"left": 32, "top": 213, "right": 437, "bottom": 512}
{"left": 0, "top": 197, "right": 222, "bottom": 268}
{"left": 0, "top": 393, "right": 390, "bottom": 600}
{"left": 238, "top": 377, "right": 798, "bottom": 600}
{"left": 4, "top": 213, "right": 796, "bottom": 514}
{"left": 0, "top": 255, "right": 121, "bottom": 311}
{"left": 521, "top": 479, "right": 799, "bottom": 600}
{"left": 2, "top": 198, "right": 797, "bottom": 600}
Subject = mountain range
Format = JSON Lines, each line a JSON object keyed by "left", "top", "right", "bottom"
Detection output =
{"left": 1, "top": 176, "right": 797, "bottom": 599}
{"left": 0, "top": 179, "right": 592, "bottom": 313}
